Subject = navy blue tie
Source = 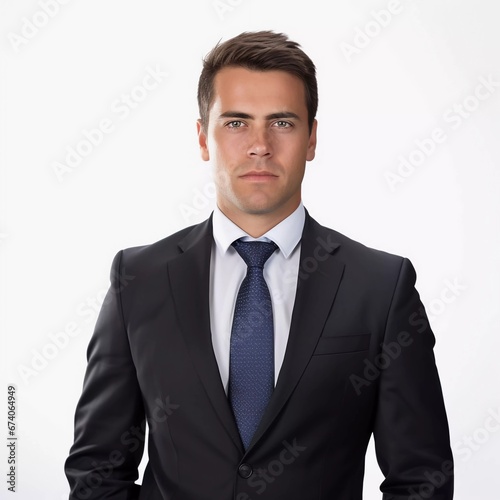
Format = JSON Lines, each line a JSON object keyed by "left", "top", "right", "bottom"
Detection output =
{"left": 228, "top": 239, "right": 278, "bottom": 450}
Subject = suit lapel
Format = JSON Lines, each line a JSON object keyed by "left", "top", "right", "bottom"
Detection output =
{"left": 247, "top": 211, "right": 345, "bottom": 452}
{"left": 167, "top": 216, "right": 244, "bottom": 453}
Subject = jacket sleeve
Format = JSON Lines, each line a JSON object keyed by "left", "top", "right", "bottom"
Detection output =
{"left": 373, "top": 258, "right": 454, "bottom": 499}
{"left": 65, "top": 250, "right": 145, "bottom": 500}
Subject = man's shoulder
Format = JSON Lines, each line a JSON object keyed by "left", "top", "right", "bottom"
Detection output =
{"left": 308, "top": 215, "right": 414, "bottom": 289}
{"left": 123, "top": 223, "right": 199, "bottom": 258}
{"left": 307, "top": 213, "right": 405, "bottom": 268}
{"left": 115, "top": 216, "right": 212, "bottom": 272}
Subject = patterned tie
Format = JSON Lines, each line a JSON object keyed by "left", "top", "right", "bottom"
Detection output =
{"left": 228, "top": 239, "right": 278, "bottom": 450}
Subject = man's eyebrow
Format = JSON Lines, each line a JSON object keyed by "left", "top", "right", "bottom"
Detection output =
{"left": 218, "top": 111, "right": 301, "bottom": 120}
{"left": 266, "top": 112, "right": 301, "bottom": 121}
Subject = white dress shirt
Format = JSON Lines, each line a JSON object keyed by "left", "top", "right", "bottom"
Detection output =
{"left": 209, "top": 201, "right": 305, "bottom": 394}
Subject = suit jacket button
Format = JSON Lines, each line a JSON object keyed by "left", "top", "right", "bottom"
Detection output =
{"left": 238, "top": 463, "right": 253, "bottom": 478}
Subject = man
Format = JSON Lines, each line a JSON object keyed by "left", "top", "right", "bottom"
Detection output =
{"left": 65, "top": 31, "right": 453, "bottom": 499}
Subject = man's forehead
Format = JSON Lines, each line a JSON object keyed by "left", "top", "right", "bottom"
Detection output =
{"left": 211, "top": 67, "right": 307, "bottom": 111}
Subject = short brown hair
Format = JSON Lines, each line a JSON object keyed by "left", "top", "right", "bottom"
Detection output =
{"left": 197, "top": 30, "right": 318, "bottom": 133}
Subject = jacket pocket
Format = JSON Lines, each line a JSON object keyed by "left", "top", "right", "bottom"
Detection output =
{"left": 313, "top": 333, "right": 371, "bottom": 355}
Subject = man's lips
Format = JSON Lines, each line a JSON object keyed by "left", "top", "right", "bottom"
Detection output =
{"left": 239, "top": 171, "right": 278, "bottom": 180}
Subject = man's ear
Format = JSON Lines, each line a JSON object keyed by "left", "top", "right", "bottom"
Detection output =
{"left": 306, "top": 119, "right": 318, "bottom": 162}
{"left": 196, "top": 119, "right": 210, "bottom": 161}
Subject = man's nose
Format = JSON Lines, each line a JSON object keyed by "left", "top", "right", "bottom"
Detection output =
{"left": 247, "top": 128, "right": 272, "bottom": 157}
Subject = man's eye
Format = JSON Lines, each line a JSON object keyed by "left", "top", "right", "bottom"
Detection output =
{"left": 226, "top": 121, "right": 244, "bottom": 128}
{"left": 274, "top": 121, "right": 292, "bottom": 128}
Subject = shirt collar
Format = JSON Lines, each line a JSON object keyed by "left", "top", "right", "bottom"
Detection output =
{"left": 212, "top": 201, "right": 305, "bottom": 259}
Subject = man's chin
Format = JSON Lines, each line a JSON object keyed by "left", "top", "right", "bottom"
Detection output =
{"left": 237, "top": 204, "right": 274, "bottom": 215}
{"left": 236, "top": 197, "right": 289, "bottom": 216}
{"left": 218, "top": 189, "right": 298, "bottom": 218}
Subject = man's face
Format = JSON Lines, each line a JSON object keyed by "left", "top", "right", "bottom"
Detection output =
{"left": 197, "top": 67, "right": 317, "bottom": 220}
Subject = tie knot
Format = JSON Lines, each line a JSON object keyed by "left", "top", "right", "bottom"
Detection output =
{"left": 232, "top": 239, "right": 278, "bottom": 269}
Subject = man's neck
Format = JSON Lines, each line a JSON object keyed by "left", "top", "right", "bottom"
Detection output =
{"left": 217, "top": 200, "right": 301, "bottom": 238}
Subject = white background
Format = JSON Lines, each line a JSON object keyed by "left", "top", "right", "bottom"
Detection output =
{"left": 1, "top": 0, "right": 499, "bottom": 498}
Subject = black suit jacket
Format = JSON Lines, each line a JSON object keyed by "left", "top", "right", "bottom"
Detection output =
{"left": 65, "top": 210, "right": 453, "bottom": 499}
